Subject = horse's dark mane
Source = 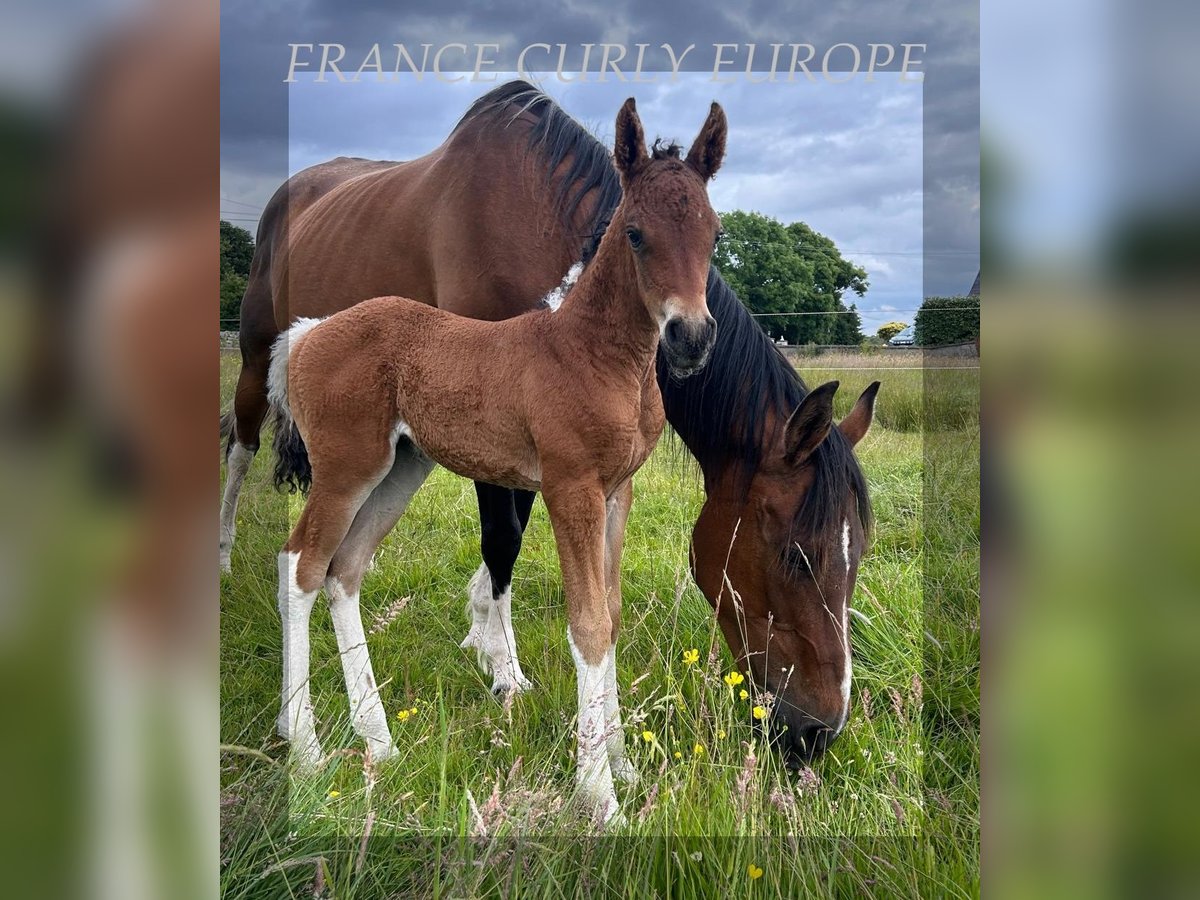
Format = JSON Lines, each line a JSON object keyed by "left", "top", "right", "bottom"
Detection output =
{"left": 454, "top": 81, "right": 621, "bottom": 260}
{"left": 459, "top": 82, "right": 870, "bottom": 566}
{"left": 657, "top": 269, "right": 872, "bottom": 570}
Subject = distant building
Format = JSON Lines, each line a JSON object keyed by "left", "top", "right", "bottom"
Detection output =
{"left": 969, "top": 271, "right": 980, "bottom": 296}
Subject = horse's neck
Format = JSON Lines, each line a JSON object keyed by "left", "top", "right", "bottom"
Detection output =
{"left": 556, "top": 219, "right": 658, "bottom": 365}
{"left": 657, "top": 280, "right": 792, "bottom": 487}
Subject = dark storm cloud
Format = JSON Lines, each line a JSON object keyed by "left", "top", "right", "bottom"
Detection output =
{"left": 220, "top": 0, "right": 978, "bottom": 309}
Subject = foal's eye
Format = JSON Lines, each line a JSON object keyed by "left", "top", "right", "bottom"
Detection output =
{"left": 626, "top": 227, "right": 643, "bottom": 250}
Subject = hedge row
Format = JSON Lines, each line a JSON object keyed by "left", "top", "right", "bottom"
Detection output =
{"left": 914, "top": 295, "right": 979, "bottom": 347}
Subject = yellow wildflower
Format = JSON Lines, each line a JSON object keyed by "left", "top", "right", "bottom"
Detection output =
{"left": 723, "top": 671, "right": 745, "bottom": 687}
{"left": 409, "top": 706, "right": 418, "bottom": 715}
{"left": 753, "top": 705, "right": 768, "bottom": 720}
{"left": 674, "top": 751, "right": 682, "bottom": 760}
{"left": 717, "top": 729, "right": 727, "bottom": 739}
{"left": 327, "top": 790, "right": 340, "bottom": 799}
{"left": 748, "top": 863, "right": 763, "bottom": 880}
{"left": 739, "top": 689, "right": 749, "bottom": 701}
{"left": 396, "top": 709, "right": 410, "bottom": 722}
{"left": 682, "top": 648, "right": 700, "bottom": 666}
{"left": 641, "top": 730, "right": 655, "bottom": 743}
{"left": 693, "top": 743, "right": 705, "bottom": 755}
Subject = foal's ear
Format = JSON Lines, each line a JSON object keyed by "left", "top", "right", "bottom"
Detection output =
{"left": 838, "top": 381, "right": 880, "bottom": 447}
{"left": 782, "top": 381, "right": 839, "bottom": 464}
{"left": 614, "top": 97, "right": 647, "bottom": 182}
{"left": 686, "top": 102, "right": 728, "bottom": 181}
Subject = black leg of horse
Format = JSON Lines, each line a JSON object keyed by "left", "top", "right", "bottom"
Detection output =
{"left": 466, "top": 482, "right": 537, "bottom": 693}
{"left": 476, "top": 482, "right": 535, "bottom": 598}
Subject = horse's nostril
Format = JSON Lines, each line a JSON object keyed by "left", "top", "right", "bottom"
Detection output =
{"left": 704, "top": 315, "right": 717, "bottom": 340}
{"left": 664, "top": 317, "right": 685, "bottom": 346}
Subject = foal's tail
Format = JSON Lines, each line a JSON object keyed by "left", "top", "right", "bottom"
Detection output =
{"left": 266, "top": 318, "right": 323, "bottom": 494}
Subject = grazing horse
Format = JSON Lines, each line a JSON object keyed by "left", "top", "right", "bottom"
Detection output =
{"left": 269, "top": 99, "right": 725, "bottom": 822}
{"left": 221, "top": 81, "right": 878, "bottom": 766}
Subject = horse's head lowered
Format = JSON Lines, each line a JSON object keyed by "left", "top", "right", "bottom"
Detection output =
{"left": 691, "top": 380, "right": 880, "bottom": 765}
{"left": 611, "top": 98, "right": 724, "bottom": 378}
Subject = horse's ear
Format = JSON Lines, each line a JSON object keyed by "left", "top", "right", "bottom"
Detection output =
{"left": 838, "top": 381, "right": 880, "bottom": 447}
{"left": 614, "top": 97, "right": 647, "bottom": 182}
{"left": 686, "top": 102, "right": 727, "bottom": 181}
{"left": 781, "top": 381, "right": 839, "bottom": 463}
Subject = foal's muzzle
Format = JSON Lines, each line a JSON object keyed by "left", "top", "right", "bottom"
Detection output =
{"left": 661, "top": 314, "right": 717, "bottom": 377}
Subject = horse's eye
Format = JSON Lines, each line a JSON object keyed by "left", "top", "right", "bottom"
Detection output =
{"left": 626, "top": 227, "right": 643, "bottom": 251}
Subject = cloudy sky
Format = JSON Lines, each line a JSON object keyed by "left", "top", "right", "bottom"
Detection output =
{"left": 220, "top": 1, "right": 979, "bottom": 335}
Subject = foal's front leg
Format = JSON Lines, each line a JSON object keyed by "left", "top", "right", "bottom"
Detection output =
{"left": 603, "top": 479, "right": 637, "bottom": 785}
{"left": 543, "top": 476, "right": 621, "bottom": 824}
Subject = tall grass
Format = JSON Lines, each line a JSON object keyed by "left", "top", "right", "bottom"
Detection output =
{"left": 219, "top": 352, "right": 979, "bottom": 898}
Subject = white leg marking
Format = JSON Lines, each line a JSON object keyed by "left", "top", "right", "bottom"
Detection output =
{"left": 459, "top": 563, "right": 491, "bottom": 667}
{"left": 327, "top": 577, "right": 397, "bottom": 762}
{"left": 277, "top": 551, "right": 323, "bottom": 768}
{"left": 603, "top": 644, "right": 637, "bottom": 785}
{"left": 837, "top": 519, "right": 853, "bottom": 734}
{"left": 219, "top": 442, "right": 255, "bottom": 572}
{"left": 461, "top": 564, "right": 532, "bottom": 694}
{"left": 568, "top": 628, "right": 621, "bottom": 824}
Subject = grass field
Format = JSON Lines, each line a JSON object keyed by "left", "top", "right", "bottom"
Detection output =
{"left": 220, "top": 352, "right": 979, "bottom": 898}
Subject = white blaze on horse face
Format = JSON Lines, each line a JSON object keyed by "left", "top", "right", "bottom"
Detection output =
{"left": 837, "top": 518, "right": 853, "bottom": 734}
{"left": 542, "top": 261, "right": 584, "bottom": 312}
{"left": 220, "top": 442, "right": 255, "bottom": 572}
{"left": 461, "top": 564, "right": 532, "bottom": 694}
{"left": 567, "top": 628, "right": 620, "bottom": 823}
{"left": 277, "top": 551, "right": 323, "bottom": 768}
{"left": 326, "top": 576, "right": 397, "bottom": 762}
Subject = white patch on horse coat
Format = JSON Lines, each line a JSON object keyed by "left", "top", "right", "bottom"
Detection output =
{"left": 277, "top": 551, "right": 323, "bottom": 768}
{"left": 837, "top": 518, "right": 853, "bottom": 734}
{"left": 220, "top": 442, "right": 255, "bottom": 572}
{"left": 326, "top": 576, "right": 397, "bottom": 761}
{"left": 460, "top": 564, "right": 532, "bottom": 693}
{"left": 542, "top": 261, "right": 583, "bottom": 312}
{"left": 267, "top": 316, "right": 325, "bottom": 428}
{"left": 567, "top": 628, "right": 620, "bottom": 822}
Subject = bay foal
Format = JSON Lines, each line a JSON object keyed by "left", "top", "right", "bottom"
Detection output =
{"left": 270, "top": 99, "right": 726, "bottom": 821}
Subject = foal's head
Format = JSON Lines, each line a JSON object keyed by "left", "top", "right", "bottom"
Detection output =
{"left": 611, "top": 98, "right": 725, "bottom": 378}
{"left": 691, "top": 380, "right": 880, "bottom": 766}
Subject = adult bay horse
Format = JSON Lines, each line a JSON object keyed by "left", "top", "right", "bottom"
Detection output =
{"left": 221, "top": 81, "right": 878, "bottom": 765}
{"left": 270, "top": 98, "right": 724, "bottom": 822}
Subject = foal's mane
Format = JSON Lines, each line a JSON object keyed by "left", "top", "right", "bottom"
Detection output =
{"left": 458, "top": 81, "right": 871, "bottom": 566}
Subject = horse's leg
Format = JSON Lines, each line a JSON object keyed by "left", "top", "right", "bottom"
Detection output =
{"left": 324, "top": 442, "right": 434, "bottom": 762}
{"left": 602, "top": 478, "right": 637, "bottom": 784}
{"left": 220, "top": 339, "right": 271, "bottom": 572}
{"left": 463, "top": 484, "right": 536, "bottom": 694}
{"left": 278, "top": 467, "right": 383, "bottom": 769}
{"left": 542, "top": 475, "right": 621, "bottom": 823}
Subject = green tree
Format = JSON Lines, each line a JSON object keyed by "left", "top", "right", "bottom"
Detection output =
{"left": 713, "top": 211, "right": 867, "bottom": 344}
{"left": 913, "top": 296, "right": 979, "bottom": 346}
{"left": 876, "top": 321, "right": 909, "bottom": 342}
{"left": 220, "top": 220, "right": 254, "bottom": 328}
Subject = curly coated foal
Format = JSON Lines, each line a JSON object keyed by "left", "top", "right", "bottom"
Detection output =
{"left": 269, "top": 98, "right": 726, "bottom": 822}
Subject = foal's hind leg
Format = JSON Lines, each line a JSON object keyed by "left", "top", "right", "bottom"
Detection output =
{"left": 463, "top": 485, "right": 536, "bottom": 695}
{"left": 325, "top": 442, "right": 434, "bottom": 762}
{"left": 278, "top": 465, "right": 387, "bottom": 769}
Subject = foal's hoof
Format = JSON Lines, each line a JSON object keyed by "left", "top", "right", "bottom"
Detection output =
{"left": 611, "top": 757, "right": 640, "bottom": 785}
{"left": 289, "top": 738, "right": 325, "bottom": 774}
{"left": 366, "top": 741, "right": 399, "bottom": 765}
{"left": 491, "top": 675, "right": 532, "bottom": 697}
